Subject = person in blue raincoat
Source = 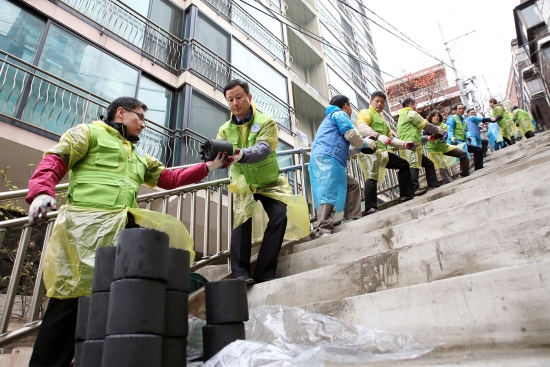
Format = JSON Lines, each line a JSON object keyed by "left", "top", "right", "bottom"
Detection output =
{"left": 465, "top": 108, "right": 497, "bottom": 170}
{"left": 487, "top": 121, "right": 504, "bottom": 151}
{"left": 309, "top": 95, "right": 377, "bottom": 238}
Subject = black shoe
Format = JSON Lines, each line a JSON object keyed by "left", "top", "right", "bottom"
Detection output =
{"left": 363, "top": 208, "right": 378, "bottom": 216}
{"left": 414, "top": 189, "right": 427, "bottom": 196}
{"left": 399, "top": 195, "right": 414, "bottom": 203}
{"left": 236, "top": 276, "right": 255, "bottom": 286}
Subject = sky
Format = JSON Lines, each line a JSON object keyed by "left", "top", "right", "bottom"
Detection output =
{"left": 367, "top": 0, "right": 520, "bottom": 110}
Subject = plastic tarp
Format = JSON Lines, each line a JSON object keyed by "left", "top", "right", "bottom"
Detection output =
{"left": 227, "top": 175, "right": 310, "bottom": 242}
{"left": 43, "top": 205, "right": 194, "bottom": 299}
{"left": 308, "top": 154, "right": 347, "bottom": 212}
{"left": 190, "top": 305, "right": 436, "bottom": 366}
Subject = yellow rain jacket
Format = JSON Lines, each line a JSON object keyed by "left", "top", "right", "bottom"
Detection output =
{"left": 216, "top": 102, "right": 309, "bottom": 242}
{"left": 43, "top": 121, "right": 194, "bottom": 299}
{"left": 425, "top": 123, "right": 460, "bottom": 170}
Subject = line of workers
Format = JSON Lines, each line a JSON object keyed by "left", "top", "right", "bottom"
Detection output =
{"left": 309, "top": 91, "right": 538, "bottom": 238}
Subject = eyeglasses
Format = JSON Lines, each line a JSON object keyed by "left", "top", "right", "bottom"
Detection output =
{"left": 123, "top": 108, "right": 145, "bottom": 122}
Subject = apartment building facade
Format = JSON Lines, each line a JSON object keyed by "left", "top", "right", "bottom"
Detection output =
{"left": 510, "top": 0, "right": 550, "bottom": 131}
{"left": 0, "top": 0, "right": 384, "bottom": 192}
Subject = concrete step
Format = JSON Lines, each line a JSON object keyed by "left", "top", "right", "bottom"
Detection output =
{"left": 0, "top": 355, "right": 9, "bottom": 367}
{"left": 8, "top": 348, "right": 32, "bottom": 367}
{"left": 249, "top": 206, "right": 550, "bottom": 308}
{"left": 329, "top": 158, "right": 550, "bottom": 245}
{"left": 276, "top": 177, "right": 550, "bottom": 278}
{"left": 301, "top": 150, "right": 550, "bottom": 254}
{"left": 302, "top": 258, "right": 550, "bottom": 348}
{"left": 325, "top": 347, "right": 550, "bottom": 366}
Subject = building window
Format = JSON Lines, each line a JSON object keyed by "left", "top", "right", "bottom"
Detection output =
{"left": 38, "top": 25, "right": 139, "bottom": 100}
{"left": 231, "top": 40, "right": 288, "bottom": 104}
{"left": 120, "top": 0, "right": 183, "bottom": 36}
{"left": 327, "top": 67, "right": 358, "bottom": 108}
{"left": 138, "top": 77, "right": 172, "bottom": 128}
{"left": 195, "top": 11, "right": 231, "bottom": 61}
{"left": 0, "top": 0, "right": 46, "bottom": 63}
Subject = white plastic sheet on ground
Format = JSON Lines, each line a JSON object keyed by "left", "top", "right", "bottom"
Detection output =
{"left": 192, "top": 305, "right": 437, "bottom": 366}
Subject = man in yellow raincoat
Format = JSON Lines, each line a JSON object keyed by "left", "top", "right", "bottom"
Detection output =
{"left": 489, "top": 98, "right": 516, "bottom": 146}
{"left": 397, "top": 98, "right": 447, "bottom": 193}
{"left": 26, "top": 97, "right": 227, "bottom": 367}
{"left": 356, "top": 91, "right": 418, "bottom": 215}
{"left": 512, "top": 106, "right": 536, "bottom": 139}
{"left": 216, "top": 79, "right": 309, "bottom": 287}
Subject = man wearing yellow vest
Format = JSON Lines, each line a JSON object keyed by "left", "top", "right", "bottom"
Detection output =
{"left": 217, "top": 79, "right": 309, "bottom": 286}
{"left": 397, "top": 98, "right": 447, "bottom": 193}
{"left": 26, "top": 97, "right": 227, "bottom": 367}
{"left": 356, "top": 91, "right": 418, "bottom": 215}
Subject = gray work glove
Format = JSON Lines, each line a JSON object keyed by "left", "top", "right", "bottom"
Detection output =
{"left": 377, "top": 134, "right": 391, "bottom": 145}
{"left": 28, "top": 194, "right": 57, "bottom": 225}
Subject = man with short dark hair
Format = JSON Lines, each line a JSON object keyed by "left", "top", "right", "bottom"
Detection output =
{"left": 27, "top": 96, "right": 227, "bottom": 367}
{"left": 217, "top": 79, "right": 309, "bottom": 286}
{"left": 356, "top": 91, "right": 417, "bottom": 214}
{"left": 397, "top": 98, "right": 446, "bottom": 193}
{"left": 309, "top": 94, "right": 376, "bottom": 236}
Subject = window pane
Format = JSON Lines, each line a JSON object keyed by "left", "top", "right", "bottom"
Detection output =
{"left": 187, "top": 90, "right": 230, "bottom": 180}
{"left": 189, "top": 90, "right": 229, "bottom": 140}
{"left": 0, "top": 1, "right": 46, "bottom": 118}
{"left": 232, "top": 40, "right": 288, "bottom": 103}
{"left": 238, "top": 2, "right": 282, "bottom": 40}
{"left": 138, "top": 77, "right": 172, "bottom": 127}
{"left": 0, "top": 0, "right": 46, "bottom": 63}
{"left": 327, "top": 67, "right": 357, "bottom": 107}
{"left": 150, "top": 0, "right": 182, "bottom": 36}
{"left": 38, "top": 25, "right": 139, "bottom": 100}
{"left": 120, "top": 0, "right": 150, "bottom": 16}
{"left": 196, "top": 12, "right": 230, "bottom": 61}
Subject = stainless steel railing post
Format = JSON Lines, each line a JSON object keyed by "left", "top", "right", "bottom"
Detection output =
{"left": 28, "top": 220, "right": 55, "bottom": 322}
{"left": 0, "top": 226, "right": 32, "bottom": 333}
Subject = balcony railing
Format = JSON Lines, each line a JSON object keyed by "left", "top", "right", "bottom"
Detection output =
{"left": 0, "top": 51, "right": 176, "bottom": 164}
{"left": 185, "top": 39, "right": 296, "bottom": 132}
{"left": 58, "top": 0, "right": 183, "bottom": 71}
{"left": 201, "top": 0, "right": 291, "bottom": 66}
{"left": 324, "top": 47, "right": 369, "bottom": 96}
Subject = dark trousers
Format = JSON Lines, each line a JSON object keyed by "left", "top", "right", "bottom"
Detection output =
{"left": 230, "top": 194, "right": 287, "bottom": 281}
{"left": 525, "top": 131, "right": 535, "bottom": 139}
{"left": 410, "top": 154, "right": 440, "bottom": 190}
{"left": 29, "top": 298, "right": 79, "bottom": 367}
{"left": 443, "top": 147, "right": 469, "bottom": 176}
{"left": 364, "top": 152, "right": 413, "bottom": 210}
{"left": 467, "top": 143, "right": 485, "bottom": 170}
{"left": 481, "top": 139, "right": 489, "bottom": 157}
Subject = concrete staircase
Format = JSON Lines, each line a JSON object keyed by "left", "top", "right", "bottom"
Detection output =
{"left": 247, "top": 132, "right": 550, "bottom": 365}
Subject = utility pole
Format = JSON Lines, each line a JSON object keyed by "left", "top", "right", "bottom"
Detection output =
{"left": 438, "top": 22, "right": 473, "bottom": 109}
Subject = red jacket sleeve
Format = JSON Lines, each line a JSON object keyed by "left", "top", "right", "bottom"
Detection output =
{"left": 156, "top": 163, "right": 209, "bottom": 190}
{"left": 26, "top": 154, "right": 68, "bottom": 204}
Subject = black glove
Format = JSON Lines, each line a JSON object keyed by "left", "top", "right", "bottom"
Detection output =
{"left": 467, "top": 136, "right": 472, "bottom": 143}
{"left": 440, "top": 131, "right": 448, "bottom": 143}
{"left": 494, "top": 115, "right": 503, "bottom": 121}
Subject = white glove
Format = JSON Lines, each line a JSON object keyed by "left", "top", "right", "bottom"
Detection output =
{"left": 205, "top": 152, "right": 228, "bottom": 171}
{"left": 377, "top": 135, "right": 391, "bottom": 145}
{"left": 28, "top": 194, "right": 57, "bottom": 225}
{"left": 231, "top": 149, "right": 244, "bottom": 164}
{"left": 363, "top": 138, "right": 377, "bottom": 150}
{"left": 451, "top": 137, "right": 457, "bottom": 144}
